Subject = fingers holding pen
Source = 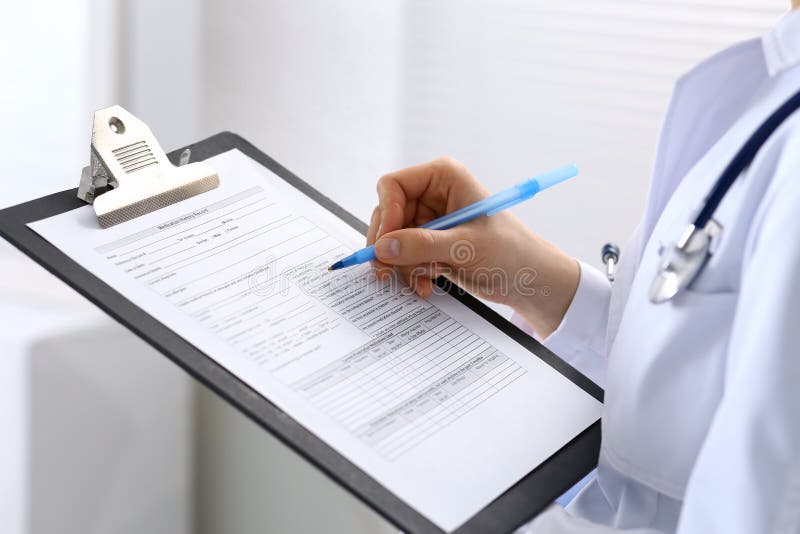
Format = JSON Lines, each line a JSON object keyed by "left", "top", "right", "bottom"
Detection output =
{"left": 397, "top": 263, "right": 446, "bottom": 298}
{"left": 375, "top": 174, "right": 409, "bottom": 236}
{"left": 367, "top": 158, "right": 479, "bottom": 287}
{"left": 374, "top": 227, "right": 459, "bottom": 267}
{"left": 374, "top": 226, "right": 461, "bottom": 298}
{"left": 368, "top": 173, "right": 415, "bottom": 280}
{"left": 366, "top": 206, "right": 394, "bottom": 279}
{"left": 366, "top": 206, "right": 381, "bottom": 246}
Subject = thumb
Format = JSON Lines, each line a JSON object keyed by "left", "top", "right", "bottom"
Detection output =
{"left": 373, "top": 227, "right": 466, "bottom": 266}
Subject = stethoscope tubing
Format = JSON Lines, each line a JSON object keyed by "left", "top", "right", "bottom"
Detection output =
{"left": 695, "top": 87, "right": 800, "bottom": 228}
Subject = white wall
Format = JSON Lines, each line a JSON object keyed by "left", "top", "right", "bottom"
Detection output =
{"left": 398, "top": 0, "right": 786, "bottom": 264}
{"left": 0, "top": 3, "right": 193, "bottom": 533}
{"left": 119, "top": 0, "right": 203, "bottom": 151}
{"left": 0, "top": 5, "right": 91, "bottom": 209}
{"left": 0, "top": 3, "right": 91, "bottom": 526}
{"left": 201, "top": 0, "right": 785, "bottom": 269}
{"left": 199, "top": 0, "right": 405, "bottom": 224}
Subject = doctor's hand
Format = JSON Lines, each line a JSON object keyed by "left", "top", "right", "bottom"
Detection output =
{"left": 366, "top": 157, "right": 580, "bottom": 337}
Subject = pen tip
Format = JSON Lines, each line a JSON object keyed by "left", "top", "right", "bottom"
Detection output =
{"left": 327, "top": 266, "right": 333, "bottom": 271}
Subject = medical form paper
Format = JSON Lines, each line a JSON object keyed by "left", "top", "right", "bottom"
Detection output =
{"left": 29, "top": 149, "right": 601, "bottom": 531}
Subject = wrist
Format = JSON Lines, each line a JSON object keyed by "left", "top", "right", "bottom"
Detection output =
{"left": 505, "top": 233, "right": 579, "bottom": 338}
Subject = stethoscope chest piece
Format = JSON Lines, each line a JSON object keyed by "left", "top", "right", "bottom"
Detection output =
{"left": 647, "top": 86, "right": 800, "bottom": 305}
{"left": 649, "top": 220, "right": 721, "bottom": 304}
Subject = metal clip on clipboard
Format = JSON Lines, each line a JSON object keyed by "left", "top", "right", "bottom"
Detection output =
{"left": 77, "top": 105, "right": 219, "bottom": 228}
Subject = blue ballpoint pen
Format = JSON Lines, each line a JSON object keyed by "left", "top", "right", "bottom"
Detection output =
{"left": 327, "top": 164, "right": 579, "bottom": 271}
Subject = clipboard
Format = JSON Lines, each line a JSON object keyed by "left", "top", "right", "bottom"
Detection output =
{"left": 0, "top": 128, "right": 602, "bottom": 534}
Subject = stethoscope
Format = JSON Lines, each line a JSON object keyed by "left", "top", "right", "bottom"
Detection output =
{"left": 602, "top": 87, "right": 800, "bottom": 304}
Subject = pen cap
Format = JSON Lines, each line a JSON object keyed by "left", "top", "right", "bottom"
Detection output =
{"left": 518, "top": 164, "right": 579, "bottom": 198}
{"left": 484, "top": 164, "right": 579, "bottom": 217}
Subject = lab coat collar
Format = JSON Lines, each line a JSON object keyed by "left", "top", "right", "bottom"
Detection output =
{"left": 763, "top": 8, "right": 800, "bottom": 77}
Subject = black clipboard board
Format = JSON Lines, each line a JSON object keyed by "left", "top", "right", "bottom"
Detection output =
{"left": 0, "top": 132, "right": 602, "bottom": 534}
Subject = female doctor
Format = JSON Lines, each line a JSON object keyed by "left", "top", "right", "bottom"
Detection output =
{"left": 365, "top": 5, "right": 800, "bottom": 533}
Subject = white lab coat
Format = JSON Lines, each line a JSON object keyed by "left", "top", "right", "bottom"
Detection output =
{"left": 515, "top": 10, "right": 800, "bottom": 534}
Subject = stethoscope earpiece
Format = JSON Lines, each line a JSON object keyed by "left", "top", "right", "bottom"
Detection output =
{"left": 601, "top": 243, "right": 620, "bottom": 282}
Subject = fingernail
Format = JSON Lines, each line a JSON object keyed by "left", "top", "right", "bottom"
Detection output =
{"left": 375, "top": 238, "right": 400, "bottom": 259}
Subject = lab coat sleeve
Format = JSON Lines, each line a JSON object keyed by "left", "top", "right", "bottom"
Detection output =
{"left": 674, "top": 137, "right": 800, "bottom": 533}
{"left": 511, "top": 260, "right": 611, "bottom": 387}
{"left": 519, "top": 505, "right": 662, "bottom": 534}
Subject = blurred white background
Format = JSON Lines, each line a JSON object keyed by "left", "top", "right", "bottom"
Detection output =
{"left": 0, "top": 1, "right": 785, "bottom": 533}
